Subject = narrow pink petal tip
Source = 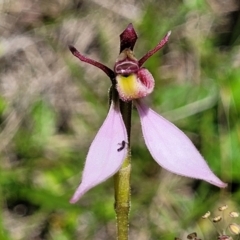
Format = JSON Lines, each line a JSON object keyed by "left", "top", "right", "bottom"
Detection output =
{"left": 70, "top": 102, "right": 128, "bottom": 203}
{"left": 135, "top": 99, "right": 227, "bottom": 188}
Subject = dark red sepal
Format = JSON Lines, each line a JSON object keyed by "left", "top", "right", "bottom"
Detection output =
{"left": 119, "top": 23, "right": 138, "bottom": 53}
{"left": 69, "top": 45, "right": 115, "bottom": 80}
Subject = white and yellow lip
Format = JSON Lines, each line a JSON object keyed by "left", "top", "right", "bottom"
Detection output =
{"left": 116, "top": 68, "right": 155, "bottom": 101}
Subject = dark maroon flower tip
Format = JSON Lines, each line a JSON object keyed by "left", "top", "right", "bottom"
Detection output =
{"left": 119, "top": 23, "right": 138, "bottom": 53}
{"left": 69, "top": 45, "right": 77, "bottom": 55}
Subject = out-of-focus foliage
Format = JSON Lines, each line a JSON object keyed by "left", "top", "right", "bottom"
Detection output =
{"left": 0, "top": 0, "right": 240, "bottom": 239}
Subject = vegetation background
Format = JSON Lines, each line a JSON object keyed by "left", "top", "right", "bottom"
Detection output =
{"left": 0, "top": 0, "right": 240, "bottom": 239}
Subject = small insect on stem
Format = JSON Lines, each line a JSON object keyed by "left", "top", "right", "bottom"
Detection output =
{"left": 117, "top": 141, "right": 128, "bottom": 152}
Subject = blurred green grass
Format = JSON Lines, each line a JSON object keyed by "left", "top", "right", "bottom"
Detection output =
{"left": 0, "top": 0, "right": 240, "bottom": 239}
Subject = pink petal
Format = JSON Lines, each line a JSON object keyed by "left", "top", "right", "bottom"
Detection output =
{"left": 135, "top": 100, "right": 227, "bottom": 188}
{"left": 70, "top": 102, "right": 128, "bottom": 203}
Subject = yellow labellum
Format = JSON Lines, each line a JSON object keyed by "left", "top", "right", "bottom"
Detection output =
{"left": 116, "top": 69, "right": 154, "bottom": 101}
{"left": 117, "top": 74, "right": 137, "bottom": 94}
{"left": 116, "top": 74, "right": 139, "bottom": 100}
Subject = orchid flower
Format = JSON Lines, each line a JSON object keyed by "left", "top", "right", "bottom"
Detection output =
{"left": 69, "top": 23, "right": 227, "bottom": 203}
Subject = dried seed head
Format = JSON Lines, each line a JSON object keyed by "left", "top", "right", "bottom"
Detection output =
{"left": 212, "top": 216, "right": 222, "bottom": 222}
{"left": 229, "top": 211, "right": 239, "bottom": 218}
{"left": 202, "top": 211, "right": 211, "bottom": 219}
{"left": 218, "top": 205, "right": 228, "bottom": 211}
{"left": 229, "top": 223, "right": 240, "bottom": 235}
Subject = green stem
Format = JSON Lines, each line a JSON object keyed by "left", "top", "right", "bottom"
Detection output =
{"left": 114, "top": 99, "right": 132, "bottom": 240}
